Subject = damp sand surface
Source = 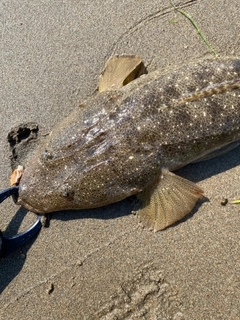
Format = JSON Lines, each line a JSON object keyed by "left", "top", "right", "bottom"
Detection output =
{"left": 0, "top": 1, "right": 239, "bottom": 319}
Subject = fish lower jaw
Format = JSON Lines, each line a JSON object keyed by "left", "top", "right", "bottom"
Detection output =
{"left": 17, "top": 198, "right": 45, "bottom": 214}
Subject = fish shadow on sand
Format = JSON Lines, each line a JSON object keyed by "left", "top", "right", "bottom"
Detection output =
{"left": 0, "top": 206, "right": 40, "bottom": 295}
{"left": 176, "top": 144, "right": 240, "bottom": 183}
{"left": 51, "top": 196, "right": 134, "bottom": 223}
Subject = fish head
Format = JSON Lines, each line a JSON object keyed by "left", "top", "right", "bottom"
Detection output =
{"left": 16, "top": 91, "right": 127, "bottom": 214}
{"left": 16, "top": 138, "right": 142, "bottom": 214}
{"left": 17, "top": 147, "right": 78, "bottom": 213}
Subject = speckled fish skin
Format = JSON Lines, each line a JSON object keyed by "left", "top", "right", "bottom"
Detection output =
{"left": 17, "top": 57, "right": 240, "bottom": 214}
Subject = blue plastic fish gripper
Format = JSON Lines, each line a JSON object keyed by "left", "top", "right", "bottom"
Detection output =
{"left": 0, "top": 186, "right": 42, "bottom": 258}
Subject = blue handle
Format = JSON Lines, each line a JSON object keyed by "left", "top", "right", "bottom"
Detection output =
{"left": 1, "top": 215, "right": 42, "bottom": 258}
{"left": 0, "top": 186, "right": 19, "bottom": 204}
{"left": 0, "top": 185, "right": 42, "bottom": 258}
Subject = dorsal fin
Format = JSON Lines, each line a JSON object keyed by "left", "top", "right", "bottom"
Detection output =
{"left": 98, "top": 55, "right": 146, "bottom": 92}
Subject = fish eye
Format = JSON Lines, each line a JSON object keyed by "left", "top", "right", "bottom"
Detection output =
{"left": 59, "top": 184, "right": 75, "bottom": 201}
{"left": 41, "top": 150, "right": 53, "bottom": 161}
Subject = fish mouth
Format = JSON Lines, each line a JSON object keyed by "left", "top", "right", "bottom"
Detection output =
{"left": 17, "top": 198, "right": 44, "bottom": 214}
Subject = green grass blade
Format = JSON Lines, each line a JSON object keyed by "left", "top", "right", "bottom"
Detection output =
{"left": 169, "top": 0, "right": 217, "bottom": 56}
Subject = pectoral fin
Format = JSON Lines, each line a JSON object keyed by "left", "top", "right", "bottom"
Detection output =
{"left": 137, "top": 169, "right": 204, "bottom": 231}
{"left": 98, "top": 55, "right": 146, "bottom": 92}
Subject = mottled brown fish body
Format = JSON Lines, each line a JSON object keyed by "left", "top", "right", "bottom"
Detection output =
{"left": 17, "top": 58, "right": 240, "bottom": 215}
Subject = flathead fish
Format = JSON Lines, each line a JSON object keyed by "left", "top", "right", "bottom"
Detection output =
{"left": 16, "top": 56, "right": 240, "bottom": 230}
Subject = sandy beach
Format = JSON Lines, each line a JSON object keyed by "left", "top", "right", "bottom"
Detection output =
{"left": 0, "top": 1, "right": 239, "bottom": 319}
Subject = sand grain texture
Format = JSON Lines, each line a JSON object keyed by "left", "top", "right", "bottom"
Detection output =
{"left": 0, "top": 1, "right": 239, "bottom": 319}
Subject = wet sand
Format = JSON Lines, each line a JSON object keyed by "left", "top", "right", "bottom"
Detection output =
{"left": 0, "top": 1, "right": 240, "bottom": 319}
